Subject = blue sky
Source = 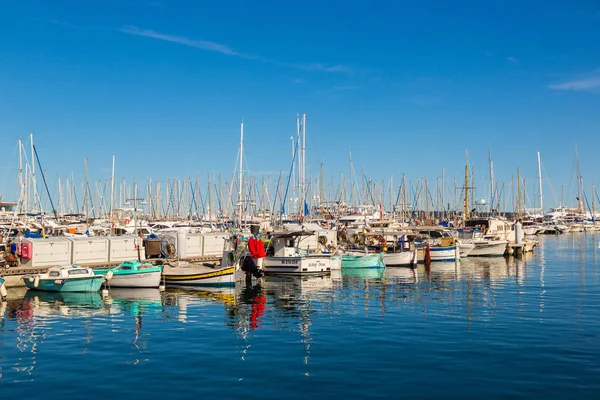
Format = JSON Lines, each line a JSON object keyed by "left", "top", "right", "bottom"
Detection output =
{"left": 1, "top": 0, "right": 600, "bottom": 210}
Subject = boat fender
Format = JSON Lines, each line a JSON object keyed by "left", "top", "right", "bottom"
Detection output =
{"left": 21, "top": 242, "right": 32, "bottom": 260}
{"left": 0, "top": 282, "right": 7, "bottom": 298}
{"left": 34, "top": 275, "right": 40, "bottom": 288}
{"left": 28, "top": 277, "right": 34, "bottom": 283}
{"left": 106, "top": 270, "right": 114, "bottom": 281}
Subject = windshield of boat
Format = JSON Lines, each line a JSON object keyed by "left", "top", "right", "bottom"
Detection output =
{"left": 68, "top": 269, "right": 89, "bottom": 275}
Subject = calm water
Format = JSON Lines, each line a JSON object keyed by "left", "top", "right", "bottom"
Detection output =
{"left": 2, "top": 235, "right": 600, "bottom": 399}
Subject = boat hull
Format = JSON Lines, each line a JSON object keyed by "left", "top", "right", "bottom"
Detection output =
{"left": 417, "top": 246, "right": 459, "bottom": 262}
{"left": 383, "top": 250, "right": 417, "bottom": 266}
{"left": 469, "top": 241, "right": 507, "bottom": 257}
{"left": 341, "top": 253, "right": 385, "bottom": 269}
{"left": 95, "top": 264, "right": 163, "bottom": 288}
{"left": 23, "top": 276, "right": 105, "bottom": 292}
{"left": 163, "top": 266, "right": 235, "bottom": 287}
{"left": 457, "top": 243, "right": 475, "bottom": 258}
{"left": 263, "top": 255, "right": 334, "bottom": 275}
{"left": 107, "top": 270, "right": 162, "bottom": 288}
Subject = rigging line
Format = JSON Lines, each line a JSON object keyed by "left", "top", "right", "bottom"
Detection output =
{"left": 540, "top": 161, "right": 559, "bottom": 206}
{"left": 32, "top": 144, "right": 58, "bottom": 218}
{"left": 213, "top": 182, "right": 222, "bottom": 218}
{"left": 583, "top": 191, "right": 594, "bottom": 222}
{"left": 280, "top": 138, "right": 299, "bottom": 223}
{"left": 363, "top": 174, "right": 376, "bottom": 207}
{"left": 270, "top": 172, "right": 282, "bottom": 221}
{"left": 188, "top": 179, "right": 198, "bottom": 217}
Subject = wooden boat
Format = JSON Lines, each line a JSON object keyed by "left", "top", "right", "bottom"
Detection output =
{"left": 95, "top": 261, "right": 163, "bottom": 288}
{"left": 341, "top": 252, "right": 385, "bottom": 269}
{"left": 162, "top": 264, "right": 235, "bottom": 287}
{"left": 23, "top": 265, "right": 105, "bottom": 292}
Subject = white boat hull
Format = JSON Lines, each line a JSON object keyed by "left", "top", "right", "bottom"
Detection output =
{"left": 430, "top": 246, "right": 459, "bottom": 261}
{"left": 383, "top": 250, "right": 417, "bottom": 266}
{"left": 457, "top": 243, "right": 475, "bottom": 258}
{"left": 107, "top": 270, "right": 162, "bottom": 288}
{"left": 469, "top": 240, "right": 507, "bottom": 257}
{"left": 417, "top": 246, "right": 459, "bottom": 262}
{"left": 263, "top": 255, "right": 334, "bottom": 275}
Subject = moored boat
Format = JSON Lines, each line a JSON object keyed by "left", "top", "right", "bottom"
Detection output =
{"left": 95, "top": 261, "right": 163, "bottom": 288}
{"left": 383, "top": 249, "right": 417, "bottom": 266}
{"left": 341, "top": 252, "right": 385, "bottom": 269}
{"left": 23, "top": 265, "right": 105, "bottom": 292}
{"left": 162, "top": 264, "right": 235, "bottom": 287}
{"left": 263, "top": 230, "right": 338, "bottom": 275}
{"left": 416, "top": 244, "right": 460, "bottom": 262}
{"left": 468, "top": 240, "right": 508, "bottom": 257}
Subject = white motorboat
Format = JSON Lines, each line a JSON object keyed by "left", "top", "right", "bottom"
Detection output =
{"left": 263, "top": 231, "right": 338, "bottom": 275}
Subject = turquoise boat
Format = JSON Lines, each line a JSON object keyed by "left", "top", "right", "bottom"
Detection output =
{"left": 95, "top": 261, "right": 163, "bottom": 288}
{"left": 341, "top": 252, "right": 385, "bottom": 269}
{"left": 23, "top": 265, "right": 105, "bottom": 292}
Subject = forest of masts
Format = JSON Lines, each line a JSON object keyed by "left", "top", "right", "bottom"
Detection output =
{"left": 11, "top": 134, "right": 556, "bottom": 223}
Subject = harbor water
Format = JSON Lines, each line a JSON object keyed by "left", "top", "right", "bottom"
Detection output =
{"left": 1, "top": 234, "right": 600, "bottom": 398}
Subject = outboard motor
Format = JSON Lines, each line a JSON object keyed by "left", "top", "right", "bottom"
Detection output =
{"left": 241, "top": 254, "right": 263, "bottom": 279}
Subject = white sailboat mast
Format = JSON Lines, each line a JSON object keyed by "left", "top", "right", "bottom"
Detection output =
{"left": 296, "top": 114, "right": 301, "bottom": 217}
{"left": 537, "top": 151, "right": 543, "bottom": 216}
{"left": 238, "top": 120, "right": 244, "bottom": 225}
{"left": 110, "top": 155, "right": 116, "bottom": 221}
{"left": 18, "top": 138, "right": 24, "bottom": 213}
{"left": 301, "top": 113, "right": 307, "bottom": 218}
{"left": 30, "top": 133, "right": 38, "bottom": 212}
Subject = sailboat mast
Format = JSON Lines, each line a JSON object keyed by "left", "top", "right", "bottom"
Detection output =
{"left": 301, "top": 113, "right": 307, "bottom": 220}
{"left": 488, "top": 148, "right": 494, "bottom": 214}
{"left": 18, "top": 138, "right": 23, "bottom": 204}
{"left": 238, "top": 120, "right": 244, "bottom": 226}
{"left": 464, "top": 149, "right": 470, "bottom": 221}
{"left": 537, "top": 151, "right": 543, "bottom": 217}
{"left": 517, "top": 167, "right": 521, "bottom": 219}
{"left": 110, "top": 155, "right": 116, "bottom": 221}
{"left": 441, "top": 166, "right": 445, "bottom": 220}
{"left": 84, "top": 157, "right": 90, "bottom": 222}
{"left": 575, "top": 145, "right": 584, "bottom": 213}
{"left": 30, "top": 133, "right": 38, "bottom": 212}
{"left": 592, "top": 184, "right": 596, "bottom": 224}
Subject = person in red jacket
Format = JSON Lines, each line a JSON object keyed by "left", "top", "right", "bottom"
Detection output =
{"left": 248, "top": 224, "right": 266, "bottom": 273}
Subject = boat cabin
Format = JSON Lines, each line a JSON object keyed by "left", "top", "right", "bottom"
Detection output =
{"left": 47, "top": 265, "right": 95, "bottom": 279}
{"left": 268, "top": 231, "right": 316, "bottom": 257}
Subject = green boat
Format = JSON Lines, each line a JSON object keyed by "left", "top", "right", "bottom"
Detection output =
{"left": 341, "top": 252, "right": 385, "bottom": 269}
{"left": 23, "top": 265, "right": 105, "bottom": 292}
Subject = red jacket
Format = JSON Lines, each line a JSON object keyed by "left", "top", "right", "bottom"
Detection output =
{"left": 248, "top": 236, "right": 266, "bottom": 258}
